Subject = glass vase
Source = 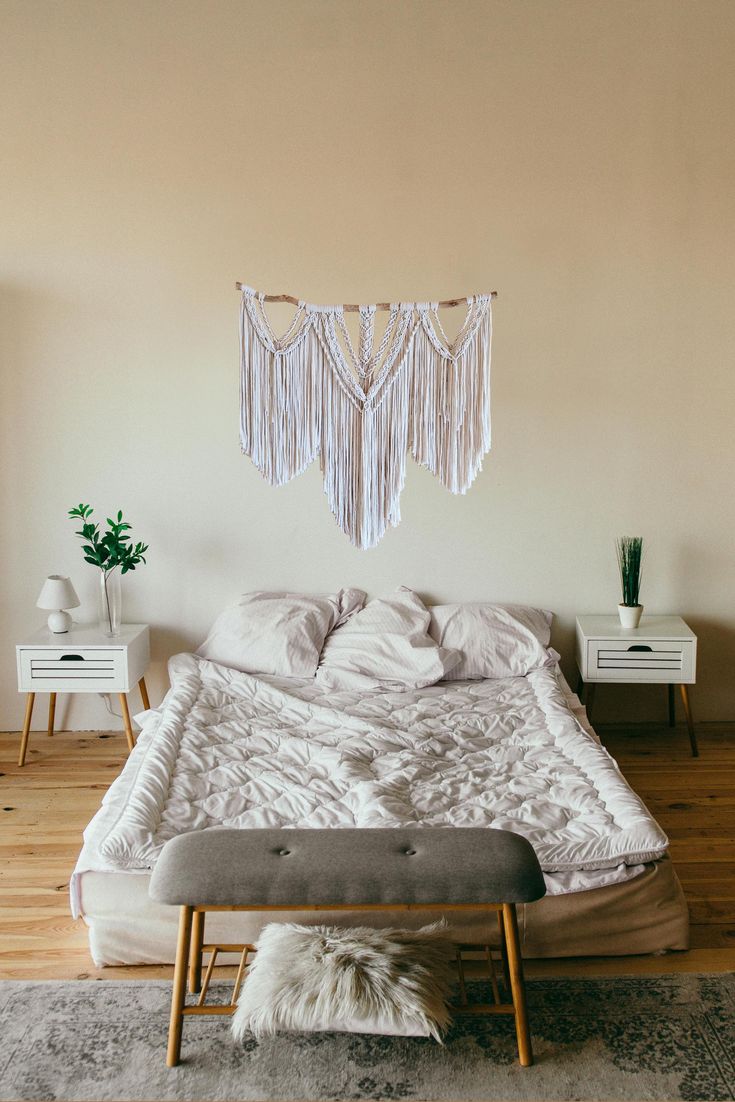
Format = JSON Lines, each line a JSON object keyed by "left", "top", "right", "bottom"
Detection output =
{"left": 98, "top": 568, "right": 122, "bottom": 637}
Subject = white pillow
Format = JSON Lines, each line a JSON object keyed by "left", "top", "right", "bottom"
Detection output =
{"left": 429, "top": 602, "right": 554, "bottom": 680}
{"left": 316, "top": 587, "right": 460, "bottom": 691}
{"left": 231, "top": 922, "right": 454, "bottom": 1040}
{"left": 197, "top": 589, "right": 365, "bottom": 677}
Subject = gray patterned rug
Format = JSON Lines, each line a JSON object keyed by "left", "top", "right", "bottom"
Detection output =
{"left": 0, "top": 975, "right": 733, "bottom": 1101}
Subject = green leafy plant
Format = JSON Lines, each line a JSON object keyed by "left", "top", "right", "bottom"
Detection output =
{"left": 68, "top": 504, "right": 149, "bottom": 573}
{"left": 68, "top": 504, "right": 149, "bottom": 634}
{"left": 616, "top": 536, "right": 643, "bottom": 607}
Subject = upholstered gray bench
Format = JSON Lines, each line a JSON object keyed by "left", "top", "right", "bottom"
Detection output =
{"left": 150, "top": 827, "right": 546, "bottom": 1067}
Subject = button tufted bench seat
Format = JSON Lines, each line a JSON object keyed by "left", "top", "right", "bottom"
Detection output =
{"left": 150, "top": 827, "right": 546, "bottom": 1067}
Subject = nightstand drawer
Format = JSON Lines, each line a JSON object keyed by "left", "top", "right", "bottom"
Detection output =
{"left": 587, "top": 638, "right": 695, "bottom": 682}
{"left": 18, "top": 648, "right": 126, "bottom": 691}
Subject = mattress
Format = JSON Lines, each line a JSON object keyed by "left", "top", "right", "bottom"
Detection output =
{"left": 77, "top": 855, "right": 689, "bottom": 966}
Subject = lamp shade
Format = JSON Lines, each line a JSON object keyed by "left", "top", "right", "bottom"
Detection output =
{"left": 36, "top": 575, "right": 80, "bottom": 611}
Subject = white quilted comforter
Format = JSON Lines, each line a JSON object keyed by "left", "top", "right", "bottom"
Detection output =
{"left": 80, "top": 653, "right": 667, "bottom": 883}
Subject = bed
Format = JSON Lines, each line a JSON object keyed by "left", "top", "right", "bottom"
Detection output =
{"left": 71, "top": 650, "right": 688, "bottom": 965}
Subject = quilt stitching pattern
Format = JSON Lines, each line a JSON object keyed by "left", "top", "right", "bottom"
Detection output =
{"left": 95, "top": 654, "right": 668, "bottom": 873}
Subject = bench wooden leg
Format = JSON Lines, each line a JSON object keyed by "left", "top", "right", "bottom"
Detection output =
{"left": 139, "top": 676, "right": 150, "bottom": 711}
{"left": 167, "top": 905, "right": 193, "bottom": 1067}
{"left": 189, "top": 909, "right": 204, "bottom": 995}
{"left": 119, "top": 693, "right": 135, "bottom": 752}
{"left": 496, "top": 909, "right": 511, "bottom": 993}
{"left": 47, "top": 693, "right": 56, "bottom": 737}
{"left": 18, "top": 693, "right": 36, "bottom": 767}
{"left": 502, "top": 903, "right": 533, "bottom": 1067}
{"left": 668, "top": 684, "right": 675, "bottom": 727}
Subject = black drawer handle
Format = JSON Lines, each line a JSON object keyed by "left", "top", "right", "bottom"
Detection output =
{"left": 60, "top": 654, "right": 85, "bottom": 661}
{"left": 627, "top": 645, "right": 653, "bottom": 652}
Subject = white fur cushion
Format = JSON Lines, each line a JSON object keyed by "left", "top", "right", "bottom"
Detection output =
{"left": 429, "top": 602, "right": 554, "bottom": 679}
{"left": 198, "top": 589, "right": 365, "bottom": 677}
{"left": 231, "top": 922, "right": 455, "bottom": 1040}
{"left": 316, "top": 587, "right": 460, "bottom": 691}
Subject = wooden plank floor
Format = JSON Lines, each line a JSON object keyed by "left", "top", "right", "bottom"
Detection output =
{"left": 0, "top": 724, "right": 734, "bottom": 981}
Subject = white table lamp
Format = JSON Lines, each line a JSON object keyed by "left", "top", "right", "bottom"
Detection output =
{"left": 37, "top": 575, "right": 80, "bottom": 633}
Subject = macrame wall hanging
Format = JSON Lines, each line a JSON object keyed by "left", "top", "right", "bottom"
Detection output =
{"left": 238, "top": 282, "right": 495, "bottom": 550}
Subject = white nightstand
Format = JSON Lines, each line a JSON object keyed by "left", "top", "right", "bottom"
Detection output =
{"left": 15, "top": 623, "right": 151, "bottom": 766}
{"left": 576, "top": 615, "right": 698, "bottom": 756}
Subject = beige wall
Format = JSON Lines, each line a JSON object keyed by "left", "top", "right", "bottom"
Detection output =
{"left": 2, "top": 0, "right": 734, "bottom": 731}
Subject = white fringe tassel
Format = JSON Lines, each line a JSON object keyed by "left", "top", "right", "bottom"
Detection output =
{"left": 239, "top": 286, "right": 492, "bottom": 550}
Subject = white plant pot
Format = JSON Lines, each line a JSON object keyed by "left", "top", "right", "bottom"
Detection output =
{"left": 618, "top": 604, "right": 643, "bottom": 629}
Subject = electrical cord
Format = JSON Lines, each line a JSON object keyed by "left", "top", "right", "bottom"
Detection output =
{"left": 63, "top": 620, "right": 126, "bottom": 719}
{"left": 102, "top": 694, "right": 123, "bottom": 719}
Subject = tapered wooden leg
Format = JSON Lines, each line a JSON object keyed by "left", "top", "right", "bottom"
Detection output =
{"left": 47, "top": 693, "right": 56, "bottom": 737}
{"left": 119, "top": 694, "right": 135, "bottom": 752}
{"left": 585, "top": 683, "right": 596, "bottom": 722}
{"left": 189, "top": 909, "right": 204, "bottom": 995}
{"left": 576, "top": 674, "right": 584, "bottom": 698}
{"left": 18, "top": 693, "right": 36, "bottom": 767}
{"left": 496, "top": 909, "right": 511, "bottom": 994}
{"left": 167, "top": 905, "right": 193, "bottom": 1067}
{"left": 679, "top": 684, "right": 698, "bottom": 757}
{"left": 139, "top": 676, "right": 150, "bottom": 710}
{"left": 502, "top": 903, "right": 533, "bottom": 1067}
{"left": 668, "top": 684, "right": 675, "bottom": 728}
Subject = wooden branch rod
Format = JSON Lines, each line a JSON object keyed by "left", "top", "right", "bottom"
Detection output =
{"left": 235, "top": 283, "right": 497, "bottom": 311}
